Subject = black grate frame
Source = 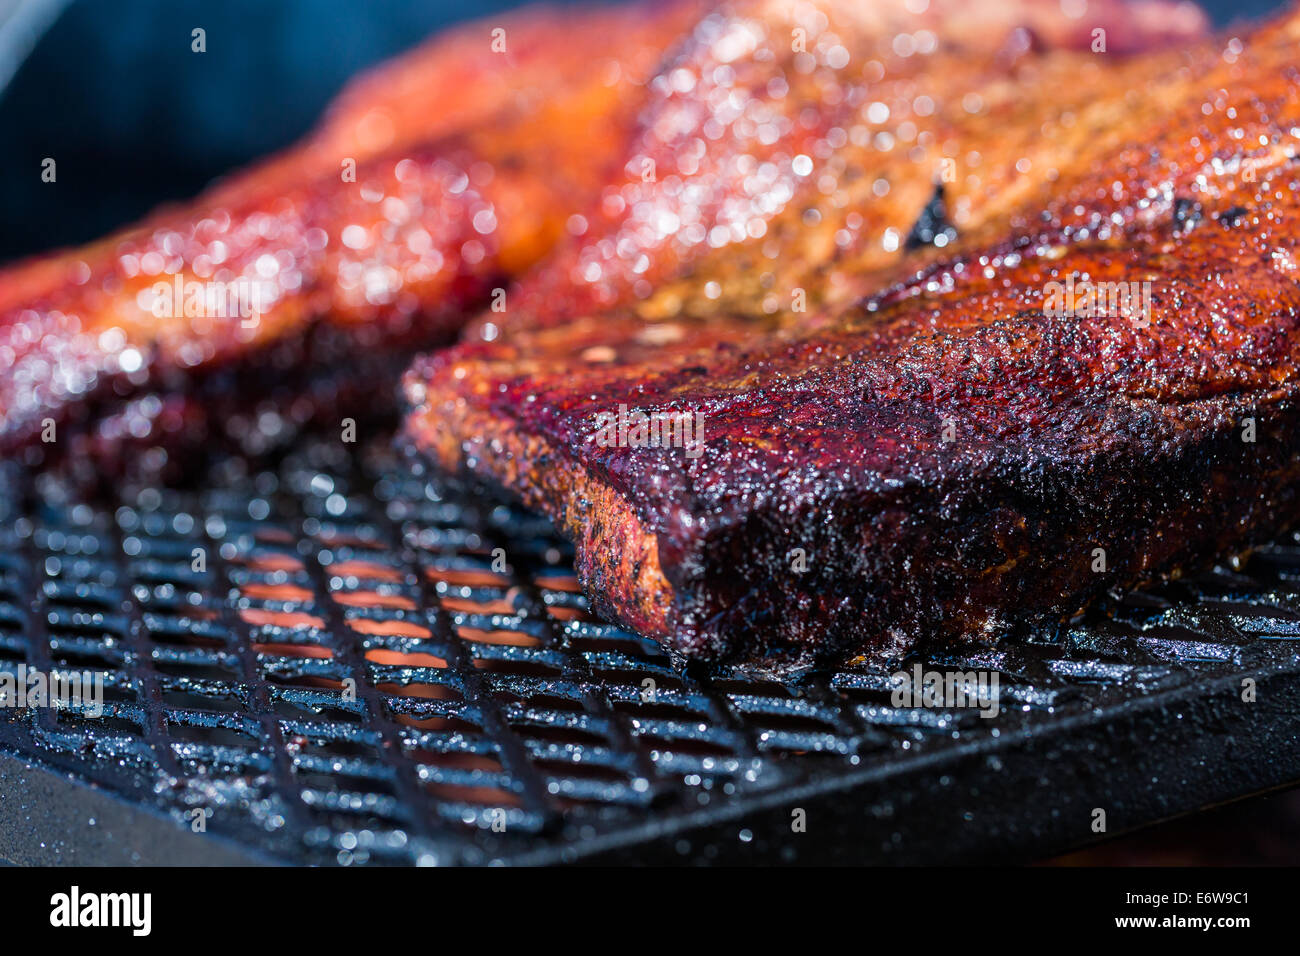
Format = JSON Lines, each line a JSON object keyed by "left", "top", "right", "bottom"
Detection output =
{"left": 0, "top": 435, "right": 1298, "bottom": 866}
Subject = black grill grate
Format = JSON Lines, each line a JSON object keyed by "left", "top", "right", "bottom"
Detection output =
{"left": 1, "top": 435, "right": 1299, "bottom": 865}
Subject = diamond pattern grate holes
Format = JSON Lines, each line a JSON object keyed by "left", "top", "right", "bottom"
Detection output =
{"left": 0, "top": 439, "right": 1298, "bottom": 865}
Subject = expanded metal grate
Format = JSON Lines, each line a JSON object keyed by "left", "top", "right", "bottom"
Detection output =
{"left": 0, "top": 433, "right": 1298, "bottom": 865}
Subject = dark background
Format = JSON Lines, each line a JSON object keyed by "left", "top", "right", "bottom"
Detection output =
{"left": 0, "top": 0, "right": 1285, "bottom": 262}
{"left": 0, "top": 0, "right": 1295, "bottom": 864}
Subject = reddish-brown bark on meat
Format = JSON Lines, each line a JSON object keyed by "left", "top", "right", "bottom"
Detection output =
{"left": 405, "top": 4, "right": 1300, "bottom": 672}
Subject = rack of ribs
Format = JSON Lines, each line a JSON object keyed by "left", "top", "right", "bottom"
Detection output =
{"left": 0, "top": 0, "right": 704, "bottom": 482}
{"left": 404, "top": 2, "right": 1300, "bottom": 672}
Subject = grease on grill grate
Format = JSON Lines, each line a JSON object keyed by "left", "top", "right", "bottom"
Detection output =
{"left": 0, "top": 437, "right": 1298, "bottom": 865}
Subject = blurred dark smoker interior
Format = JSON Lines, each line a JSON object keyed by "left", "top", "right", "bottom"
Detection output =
{"left": 0, "top": 0, "right": 1295, "bottom": 865}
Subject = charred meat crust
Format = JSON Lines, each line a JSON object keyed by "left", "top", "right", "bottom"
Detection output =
{"left": 28, "top": 321, "right": 426, "bottom": 490}
{"left": 668, "top": 399, "right": 1300, "bottom": 670}
{"left": 402, "top": 356, "right": 677, "bottom": 640}
{"left": 405, "top": 345, "right": 1300, "bottom": 673}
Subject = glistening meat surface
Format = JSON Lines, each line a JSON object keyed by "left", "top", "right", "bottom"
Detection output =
{"left": 0, "top": 0, "right": 1195, "bottom": 485}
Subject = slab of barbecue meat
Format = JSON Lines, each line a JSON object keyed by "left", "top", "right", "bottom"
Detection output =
{"left": 491, "top": 0, "right": 1208, "bottom": 332}
{"left": 0, "top": 0, "right": 702, "bottom": 482}
{"left": 405, "top": 3, "right": 1300, "bottom": 673}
